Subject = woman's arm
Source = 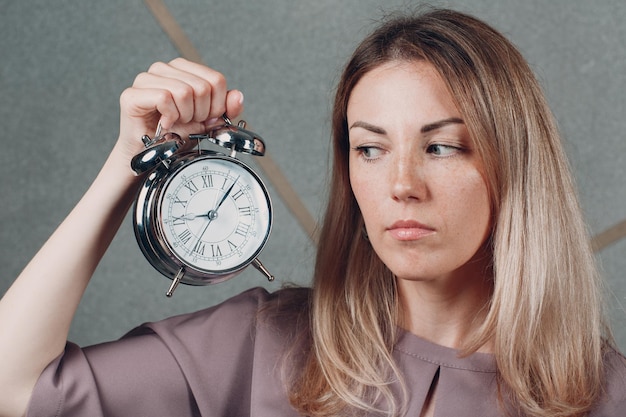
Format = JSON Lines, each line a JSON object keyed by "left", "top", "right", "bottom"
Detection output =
{"left": 0, "top": 58, "right": 244, "bottom": 417}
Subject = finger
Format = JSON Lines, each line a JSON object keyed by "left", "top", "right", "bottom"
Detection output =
{"left": 167, "top": 58, "right": 229, "bottom": 120}
{"left": 119, "top": 86, "right": 179, "bottom": 130}
{"left": 134, "top": 70, "right": 199, "bottom": 128}
{"left": 225, "top": 89, "right": 245, "bottom": 119}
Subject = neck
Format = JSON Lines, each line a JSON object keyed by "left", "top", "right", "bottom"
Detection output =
{"left": 396, "top": 260, "right": 493, "bottom": 352}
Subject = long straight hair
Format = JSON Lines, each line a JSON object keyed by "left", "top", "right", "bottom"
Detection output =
{"left": 289, "top": 8, "right": 612, "bottom": 417}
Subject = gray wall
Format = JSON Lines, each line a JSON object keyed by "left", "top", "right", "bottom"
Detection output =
{"left": 2, "top": 0, "right": 625, "bottom": 351}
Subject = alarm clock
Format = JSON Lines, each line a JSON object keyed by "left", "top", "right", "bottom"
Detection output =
{"left": 131, "top": 117, "right": 274, "bottom": 297}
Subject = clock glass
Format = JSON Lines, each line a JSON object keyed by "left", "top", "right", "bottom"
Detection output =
{"left": 157, "top": 156, "right": 271, "bottom": 274}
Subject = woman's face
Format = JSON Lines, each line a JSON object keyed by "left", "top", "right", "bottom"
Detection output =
{"left": 347, "top": 60, "right": 492, "bottom": 285}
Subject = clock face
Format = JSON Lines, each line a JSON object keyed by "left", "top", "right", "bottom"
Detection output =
{"left": 157, "top": 156, "right": 271, "bottom": 273}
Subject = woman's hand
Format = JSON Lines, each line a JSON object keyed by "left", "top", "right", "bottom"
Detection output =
{"left": 115, "top": 58, "right": 245, "bottom": 166}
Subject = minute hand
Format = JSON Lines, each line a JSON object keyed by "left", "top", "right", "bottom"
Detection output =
{"left": 214, "top": 175, "right": 240, "bottom": 212}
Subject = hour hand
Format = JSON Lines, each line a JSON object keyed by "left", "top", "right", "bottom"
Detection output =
{"left": 172, "top": 213, "right": 208, "bottom": 221}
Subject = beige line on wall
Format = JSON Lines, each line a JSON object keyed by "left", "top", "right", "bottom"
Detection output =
{"left": 592, "top": 219, "right": 626, "bottom": 252}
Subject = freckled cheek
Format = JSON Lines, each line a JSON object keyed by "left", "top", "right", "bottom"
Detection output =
{"left": 441, "top": 173, "right": 491, "bottom": 238}
{"left": 349, "top": 169, "right": 380, "bottom": 218}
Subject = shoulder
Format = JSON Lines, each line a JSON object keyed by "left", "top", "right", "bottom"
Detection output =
{"left": 590, "top": 346, "right": 626, "bottom": 415}
{"left": 135, "top": 286, "right": 312, "bottom": 342}
{"left": 603, "top": 346, "right": 626, "bottom": 394}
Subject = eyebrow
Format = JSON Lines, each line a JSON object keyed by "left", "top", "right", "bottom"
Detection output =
{"left": 421, "top": 117, "right": 464, "bottom": 133}
{"left": 349, "top": 117, "right": 465, "bottom": 135}
{"left": 349, "top": 121, "right": 387, "bottom": 134}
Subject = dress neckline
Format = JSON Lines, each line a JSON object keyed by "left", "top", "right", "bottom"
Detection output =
{"left": 394, "top": 328, "right": 496, "bottom": 373}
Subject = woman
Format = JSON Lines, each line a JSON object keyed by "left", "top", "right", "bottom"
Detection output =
{"left": 0, "top": 8, "right": 624, "bottom": 417}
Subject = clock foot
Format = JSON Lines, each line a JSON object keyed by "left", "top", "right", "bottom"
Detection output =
{"left": 252, "top": 258, "right": 275, "bottom": 282}
{"left": 166, "top": 267, "right": 185, "bottom": 297}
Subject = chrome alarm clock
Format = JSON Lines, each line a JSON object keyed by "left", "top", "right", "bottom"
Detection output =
{"left": 131, "top": 117, "right": 274, "bottom": 297}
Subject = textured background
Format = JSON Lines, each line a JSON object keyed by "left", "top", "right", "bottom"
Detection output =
{"left": 1, "top": 0, "right": 625, "bottom": 350}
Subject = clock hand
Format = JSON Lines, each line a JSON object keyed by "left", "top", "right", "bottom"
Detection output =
{"left": 187, "top": 175, "right": 242, "bottom": 253}
{"left": 192, "top": 218, "right": 213, "bottom": 251}
{"left": 172, "top": 213, "right": 208, "bottom": 222}
{"left": 213, "top": 175, "right": 241, "bottom": 213}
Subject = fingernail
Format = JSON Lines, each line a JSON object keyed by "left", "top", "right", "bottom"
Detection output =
{"left": 236, "top": 90, "right": 244, "bottom": 105}
{"left": 205, "top": 117, "right": 220, "bottom": 126}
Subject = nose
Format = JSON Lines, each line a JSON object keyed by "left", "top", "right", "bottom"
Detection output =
{"left": 390, "top": 153, "right": 426, "bottom": 202}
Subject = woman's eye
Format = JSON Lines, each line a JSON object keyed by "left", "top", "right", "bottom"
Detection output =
{"left": 354, "top": 146, "right": 384, "bottom": 160}
{"left": 426, "top": 143, "right": 461, "bottom": 156}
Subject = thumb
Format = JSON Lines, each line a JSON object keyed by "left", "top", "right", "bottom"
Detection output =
{"left": 225, "top": 90, "right": 245, "bottom": 119}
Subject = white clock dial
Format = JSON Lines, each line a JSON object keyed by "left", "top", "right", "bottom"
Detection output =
{"left": 158, "top": 156, "right": 271, "bottom": 273}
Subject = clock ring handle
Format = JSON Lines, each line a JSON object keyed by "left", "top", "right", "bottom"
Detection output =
{"left": 189, "top": 117, "right": 266, "bottom": 157}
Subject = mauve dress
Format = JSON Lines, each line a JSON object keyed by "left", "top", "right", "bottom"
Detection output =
{"left": 26, "top": 287, "right": 626, "bottom": 416}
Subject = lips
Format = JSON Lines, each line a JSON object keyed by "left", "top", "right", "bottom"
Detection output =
{"left": 387, "top": 220, "right": 435, "bottom": 241}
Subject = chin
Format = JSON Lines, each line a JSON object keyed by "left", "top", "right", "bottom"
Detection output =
{"left": 385, "top": 262, "right": 435, "bottom": 282}
{"left": 375, "top": 249, "right": 431, "bottom": 279}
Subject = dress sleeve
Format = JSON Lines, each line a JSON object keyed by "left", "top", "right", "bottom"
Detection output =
{"left": 26, "top": 330, "right": 199, "bottom": 417}
{"left": 26, "top": 287, "right": 272, "bottom": 417}
{"left": 590, "top": 348, "right": 626, "bottom": 416}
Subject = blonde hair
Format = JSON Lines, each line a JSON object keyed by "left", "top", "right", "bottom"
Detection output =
{"left": 288, "top": 8, "right": 612, "bottom": 417}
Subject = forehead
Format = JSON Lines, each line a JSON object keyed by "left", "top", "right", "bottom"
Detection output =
{"left": 346, "top": 60, "right": 461, "bottom": 126}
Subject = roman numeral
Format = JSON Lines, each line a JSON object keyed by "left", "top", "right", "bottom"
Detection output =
{"left": 231, "top": 189, "right": 244, "bottom": 200}
{"left": 171, "top": 216, "right": 185, "bottom": 226}
{"left": 210, "top": 244, "right": 223, "bottom": 257}
{"left": 192, "top": 240, "right": 205, "bottom": 255}
{"left": 238, "top": 206, "right": 252, "bottom": 216}
{"left": 235, "top": 223, "right": 250, "bottom": 237}
{"left": 183, "top": 180, "right": 199, "bottom": 194}
{"left": 173, "top": 196, "right": 188, "bottom": 207}
{"left": 178, "top": 229, "right": 192, "bottom": 245}
{"left": 201, "top": 174, "right": 213, "bottom": 188}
